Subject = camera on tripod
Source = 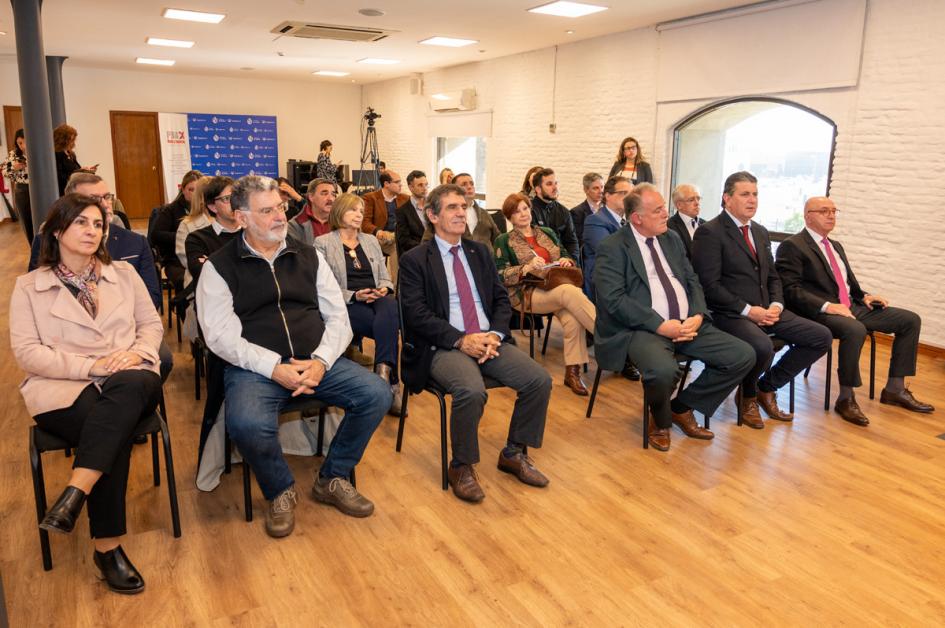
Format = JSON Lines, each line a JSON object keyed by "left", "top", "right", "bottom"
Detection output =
{"left": 363, "top": 107, "right": 382, "bottom": 125}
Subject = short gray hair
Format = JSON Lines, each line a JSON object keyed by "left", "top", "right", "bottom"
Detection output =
{"left": 426, "top": 184, "right": 466, "bottom": 217}
{"left": 624, "top": 182, "right": 659, "bottom": 215}
{"left": 672, "top": 183, "right": 697, "bottom": 204}
{"left": 64, "top": 172, "right": 103, "bottom": 194}
{"left": 306, "top": 177, "right": 336, "bottom": 195}
{"left": 582, "top": 172, "right": 603, "bottom": 190}
{"left": 231, "top": 175, "right": 278, "bottom": 212}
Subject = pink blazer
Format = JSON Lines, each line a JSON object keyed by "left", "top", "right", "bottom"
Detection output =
{"left": 10, "top": 261, "right": 163, "bottom": 417}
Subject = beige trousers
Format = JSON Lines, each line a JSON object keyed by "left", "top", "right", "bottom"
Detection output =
{"left": 380, "top": 236, "right": 398, "bottom": 287}
{"left": 526, "top": 284, "right": 596, "bottom": 365}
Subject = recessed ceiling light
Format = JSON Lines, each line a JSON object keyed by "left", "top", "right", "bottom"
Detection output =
{"left": 147, "top": 37, "right": 195, "bottom": 48}
{"left": 240, "top": 67, "right": 254, "bottom": 71}
{"left": 0, "top": 31, "right": 7, "bottom": 36}
{"left": 136, "top": 57, "right": 175, "bottom": 66}
{"left": 357, "top": 58, "right": 400, "bottom": 65}
{"left": 358, "top": 8, "right": 385, "bottom": 17}
{"left": 419, "top": 36, "right": 478, "bottom": 48}
{"left": 565, "top": 30, "right": 575, "bottom": 34}
{"left": 527, "top": 1, "right": 608, "bottom": 18}
{"left": 313, "top": 70, "right": 350, "bottom": 77}
{"left": 162, "top": 8, "right": 226, "bottom": 24}
{"left": 431, "top": 93, "right": 451, "bottom": 101}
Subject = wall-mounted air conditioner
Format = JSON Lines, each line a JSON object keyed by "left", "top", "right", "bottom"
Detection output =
{"left": 429, "top": 89, "right": 477, "bottom": 112}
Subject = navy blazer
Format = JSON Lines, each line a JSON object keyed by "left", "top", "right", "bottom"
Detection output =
{"left": 569, "top": 200, "right": 595, "bottom": 247}
{"left": 29, "top": 225, "right": 161, "bottom": 309}
{"left": 581, "top": 206, "right": 622, "bottom": 298}
{"left": 666, "top": 212, "right": 704, "bottom": 259}
{"left": 691, "top": 212, "right": 782, "bottom": 318}
{"left": 398, "top": 237, "right": 513, "bottom": 393}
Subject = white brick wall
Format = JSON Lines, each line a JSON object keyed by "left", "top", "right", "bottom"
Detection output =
{"left": 365, "top": 0, "right": 945, "bottom": 348}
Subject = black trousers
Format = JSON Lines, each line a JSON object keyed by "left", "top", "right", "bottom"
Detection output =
{"left": 816, "top": 304, "right": 920, "bottom": 387}
{"left": 714, "top": 309, "right": 832, "bottom": 397}
{"left": 14, "top": 182, "right": 33, "bottom": 244}
{"left": 33, "top": 370, "right": 161, "bottom": 538}
{"left": 347, "top": 296, "right": 399, "bottom": 382}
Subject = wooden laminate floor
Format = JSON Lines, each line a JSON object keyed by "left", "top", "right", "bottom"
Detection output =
{"left": 1, "top": 220, "right": 944, "bottom": 627}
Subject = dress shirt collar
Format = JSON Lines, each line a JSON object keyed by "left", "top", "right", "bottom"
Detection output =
{"left": 241, "top": 233, "right": 286, "bottom": 262}
{"left": 434, "top": 234, "right": 462, "bottom": 256}
{"left": 723, "top": 209, "right": 751, "bottom": 229}
{"left": 604, "top": 205, "right": 625, "bottom": 226}
{"left": 805, "top": 226, "right": 832, "bottom": 245}
{"left": 212, "top": 220, "right": 241, "bottom": 235}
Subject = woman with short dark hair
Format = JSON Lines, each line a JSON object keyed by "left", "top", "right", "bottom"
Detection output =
{"left": 10, "top": 194, "right": 164, "bottom": 594}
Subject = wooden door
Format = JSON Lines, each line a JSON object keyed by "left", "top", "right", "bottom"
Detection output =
{"left": 3, "top": 106, "right": 24, "bottom": 153}
{"left": 110, "top": 111, "right": 164, "bottom": 219}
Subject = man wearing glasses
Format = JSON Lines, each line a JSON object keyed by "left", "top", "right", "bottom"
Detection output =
{"left": 667, "top": 184, "right": 705, "bottom": 259}
{"left": 196, "top": 175, "right": 390, "bottom": 538}
{"left": 776, "top": 196, "right": 933, "bottom": 425}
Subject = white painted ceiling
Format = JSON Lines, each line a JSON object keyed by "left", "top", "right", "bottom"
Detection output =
{"left": 0, "top": 0, "right": 758, "bottom": 83}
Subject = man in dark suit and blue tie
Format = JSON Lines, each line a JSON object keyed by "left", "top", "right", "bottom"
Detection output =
{"left": 582, "top": 175, "right": 632, "bottom": 298}
{"left": 692, "top": 171, "right": 832, "bottom": 429}
{"left": 775, "top": 196, "right": 932, "bottom": 425}
{"left": 399, "top": 184, "right": 553, "bottom": 503}
{"left": 666, "top": 183, "right": 705, "bottom": 259}
{"left": 594, "top": 183, "right": 755, "bottom": 451}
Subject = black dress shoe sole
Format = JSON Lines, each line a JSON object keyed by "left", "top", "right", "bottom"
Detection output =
{"left": 95, "top": 573, "right": 145, "bottom": 595}
{"left": 39, "top": 519, "right": 75, "bottom": 535}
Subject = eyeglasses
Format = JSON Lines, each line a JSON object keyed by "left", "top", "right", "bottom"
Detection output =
{"left": 239, "top": 201, "right": 289, "bottom": 216}
{"left": 87, "top": 193, "right": 115, "bottom": 203}
{"left": 807, "top": 209, "right": 840, "bottom": 216}
{"left": 214, "top": 194, "right": 232, "bottom": 204}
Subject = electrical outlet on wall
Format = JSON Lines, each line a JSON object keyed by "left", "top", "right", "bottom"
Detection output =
{"left": 549, "top": 123, "right": 557, "bottom": 133}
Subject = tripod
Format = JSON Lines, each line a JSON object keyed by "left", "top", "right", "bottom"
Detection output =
{"left": 357, "top": 119, "right": 381, "bottom": 190}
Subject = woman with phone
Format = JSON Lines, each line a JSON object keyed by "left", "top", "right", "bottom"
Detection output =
{"left": 314, "top": 192, "right": 402, "bottom": 415}
{"left": 54, "top": 124, "right": 98, "bottom": 195}
{"left": 2, "top": 128, "right": 32, "bottom": 242}
{"left": 493, "top": 193, "right": 596, "bottom": 396}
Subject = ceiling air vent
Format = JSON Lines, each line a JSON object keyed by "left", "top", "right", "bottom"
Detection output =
{"left": 271, "top": 21, "right": 393, "bottom": 42}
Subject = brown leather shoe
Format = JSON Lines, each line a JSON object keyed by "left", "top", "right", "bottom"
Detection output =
{"left": 757, "top": 390, "right": 793, "bottom": 421}
{"left": 564, "top": 365, "right": 588, "bottom": 396}
{"left": 447, "top": 464, "right": 485, "bottom": 503}
{"left": 647, "top": 417, "right": 671, "bottom": 451}
{"left": 834, "top": 397, "right": 869, "bottom": 426}
{"left": 739, "top": 397, "right": 765, "bottom": 429}
{"left": 497, "top": 450, "right": 549, "bottom": 487}
{"left": 671, "top": 409, "right": 714, "bottom": 440}
{"left": 880, "top": 388, "right": 935, "bottom": 413}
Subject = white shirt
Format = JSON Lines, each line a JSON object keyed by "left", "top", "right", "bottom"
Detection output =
{"left": 681, "top": 213, "right": 699, "bottom": 239}
{"left": 604, "top": 205, "right": 625, "bottom": 228}
{"left": 465, "top": 202, "right": 479, "bottom": 234}
{"left": 196, "top": 234, "right": 352, "bottom": 379}
{"left": 630, "top": 225, "right": 690, "bottom": 322}
{"left": 410, "top": 196, "right": 427, "bottom": 225}
{"left": 433, "top": 234, "right": 496, "bottom": 336}
{"left": 723, "top": 210, "right": 782, "bottom": 316}
{"left": 807, "top": 227, "right": 850, "bottom": 312}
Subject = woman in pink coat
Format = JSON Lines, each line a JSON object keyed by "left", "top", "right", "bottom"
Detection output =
{"left": 10, "top": 193, "right": 164, "bottom": 595}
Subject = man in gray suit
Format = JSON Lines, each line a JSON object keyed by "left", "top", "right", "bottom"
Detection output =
{"left": 594, "top": 183, "right": 755, "bottom": 451}
{"left": 288, "top": 178, "right": 336, "bottom": 246}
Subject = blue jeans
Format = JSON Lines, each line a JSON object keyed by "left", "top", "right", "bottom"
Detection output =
{"left": 224, "top": 357, "right": 391, "bottom": 500}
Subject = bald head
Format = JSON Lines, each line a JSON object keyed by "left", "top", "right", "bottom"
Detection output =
{"left": 803, "top": 196, "right": 838, "bottom": 238}
{"left": 672, "top": 184, "right": 701, "bottom": 218}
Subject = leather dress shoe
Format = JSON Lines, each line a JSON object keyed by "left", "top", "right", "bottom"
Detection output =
{"left": 497, "top": 450, "right": 549, "bottom": 487}
{"left": 880, "top": 388, "right": 935, "bottom": 413}
{"left": 757, "top": 390, "right": 793, "bottom": 421}
{"left": 564, "top": 365, "right": 589, "bottom": 396}
{"left": 133, "top": 434, "right": 148, "bottom": 445}
{"left": 647, "top": 417, "right": 671, "bottom": 451}
{"left": 834, "top": 397, "right": 869, "bottom": 426}
{"left": 671, "top": 409, "right": 714, "bottom": 440}
{"left": 94, "top": 545, "right": 145, "bottom": 595}
{"left": 374, "top": 364, "right": 405, "bottom": 416}
{"left": 739, "top": 397, "right": 765, "bottom": 429}
{"left": 621, "top": 362, "right": 641, "bottom": 381}
{"left": 39, "top": 486, "right": 87, "bottom": 534}
{"left": 447, "top": 464, "right": 485, "bottom": 503}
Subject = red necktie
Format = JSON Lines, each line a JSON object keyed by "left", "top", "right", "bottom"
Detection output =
{"left": 821, "top": 237, "right": 851, "bottom": 307}
{"left": 740, "top": 225, "right": 757, "bottom": 259}
{"left": 450, "top": 246, "right": 481, "bottom": 334}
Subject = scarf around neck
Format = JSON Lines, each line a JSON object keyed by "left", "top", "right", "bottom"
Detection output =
{"left": 54, "top": 259, "right": 100, "bottom": 319}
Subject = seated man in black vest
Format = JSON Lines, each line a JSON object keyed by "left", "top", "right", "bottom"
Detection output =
{"left": 399, "top": 184, "right": 553, "bottom": 503}
{"left": 776, "top": 196, "right": 932, "bottom": 425}
{"left": 197, "top": 175, "right": 391, "bottom": 538}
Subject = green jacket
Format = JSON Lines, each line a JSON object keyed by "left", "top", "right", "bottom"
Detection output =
{"left": 493, "top": 226, "right": 570, "bottom": 309}
{"left": 593, "top": 227, "right": 711, "bottom": 372}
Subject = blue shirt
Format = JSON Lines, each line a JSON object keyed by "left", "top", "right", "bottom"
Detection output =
{"left": 434, "top": 235, "right": 491, "bottom": 335}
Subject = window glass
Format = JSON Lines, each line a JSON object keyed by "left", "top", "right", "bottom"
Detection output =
{"left": 436, "top": 136, "right": 487, "bottom": 206}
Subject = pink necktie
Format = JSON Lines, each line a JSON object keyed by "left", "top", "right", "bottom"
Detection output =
{"left": 450, "top": 246, "right": 481, "bottom": 334}
{"left": 821, "top": 237, "right": 851, "bottom": 307}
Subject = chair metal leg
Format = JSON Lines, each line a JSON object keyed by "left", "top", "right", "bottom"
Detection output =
{"left": 151, "top": 432, "right": 160, "bottom": 487}
{"left": 541, "top": 314, "right": 552, "bottom": 356}
{"left": 317, "top": 408, "right": 326, "bottom": 457}
{"left": 869, "top": 333, "right": 876, "bottom": 400}
{"left": 585, "top": 368, "right": 603, "bottom": 418}
{"left": 395, "top": 391, "right": 409, "bottom": 452}
{"left": 30, "top": 428, "right": 53, "bottom": 571}
{"left": 158, "top": 393, "right": 168, "bottom": 427}
{"left": 824, "top": 347, "right": 833, "bottom": 411}
{"left": 736, "top": 385, "right": 744, "bottom": 426}
{"left": 176, "top": 312, "right": 182, "bottom": 344}
{"left": 350, "top": 467, "right": 357, "bottom": 488}
{"left": 242, "top": 462, "right": 253, "bottom": 522}
{"left": 193, "top": 342, "right": 201, "bottom": 401}
{"left": 642, "top": 388, "right": 650, "bottom": 449}
{"left": 677, "top": 360, "right": 693, "bottom": 393}
{"left": 159, "top": 417, "right": 182, "bottom": 538}
{"left": 528, "top": 313, "right": 536, "bottom": 359}
{"left": 789, "top": 376, "right": 796, "bottom": 415}
{"left": 224, "top": 431, "right": 232, "bottom": 475}
{"left": 804, "top": 365, "right": 812, "bottom": 378}
{"left": 437, "top": 391, "right": 449, "bottom": 490}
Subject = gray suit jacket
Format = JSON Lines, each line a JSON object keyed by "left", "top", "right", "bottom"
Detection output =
{"left": 314, "top": 230, "right": 394, "bottom": 303}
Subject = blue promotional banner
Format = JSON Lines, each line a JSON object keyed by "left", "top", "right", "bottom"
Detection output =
{"left": 187, "top": 113, "right": 278, "bottom": 178}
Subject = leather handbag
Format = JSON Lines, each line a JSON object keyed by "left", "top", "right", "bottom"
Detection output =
{"left": 519, "top": 265, "right": 583, "bottom": 335}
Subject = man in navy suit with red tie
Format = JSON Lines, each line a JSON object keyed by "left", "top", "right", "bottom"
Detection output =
{"left": 399, "top": 184, "right": 552, "bottom": 503}
{"left": 691, "top": 171, "right": 832, "bottom": 429}
{"left": 775, "top": 196, "right": 932, "bottom": 425}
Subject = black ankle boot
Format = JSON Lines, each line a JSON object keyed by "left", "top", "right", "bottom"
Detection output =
{"left": 94, "top": 545, "right": 145, "bottom": 594}
{"left": 39, "top": 486, "right": 87, "bottom": 534}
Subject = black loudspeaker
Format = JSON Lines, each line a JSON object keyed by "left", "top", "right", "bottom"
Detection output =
{"left": 286, "top": 159, "right": 316, "bottom": 192}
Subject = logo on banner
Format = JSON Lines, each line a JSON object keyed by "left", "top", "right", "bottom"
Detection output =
{"left": 166, "top": 130, "right": 186, "bottom": 144}
{"left": 212, "top": 116, "right": 218, "bottom": 124}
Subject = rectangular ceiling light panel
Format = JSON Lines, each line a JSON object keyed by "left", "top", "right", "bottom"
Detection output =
{"left": 528, "top": 1, "right": 608, "bottom": 18}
